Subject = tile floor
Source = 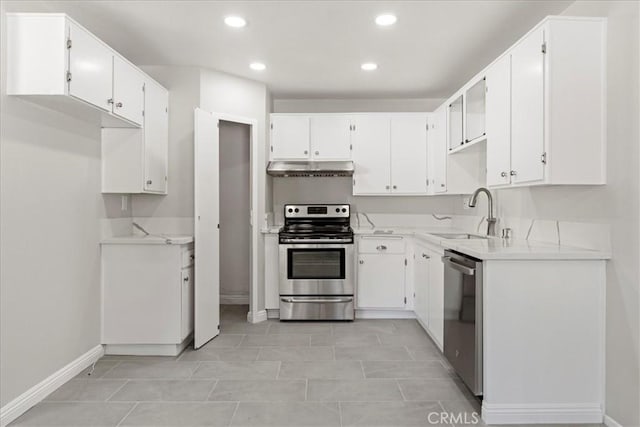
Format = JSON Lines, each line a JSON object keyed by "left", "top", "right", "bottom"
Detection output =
{"left": 10, "top": 305, "right": 605, "bottom": 427}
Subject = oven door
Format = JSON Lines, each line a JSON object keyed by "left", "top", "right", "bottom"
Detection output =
{"left": 279, "top": 243, "right": 354, "bottom": 296}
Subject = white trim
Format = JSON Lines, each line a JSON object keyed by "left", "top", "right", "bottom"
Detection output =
{"left": 481, "top": 402, "right": 603, "bottom": 425}
{"left": 603, "top": 414, "right": 623, "bottom": 427}
{"left": 0, "top": 344, "right": 104, "bottom": 427}
{"left": 355, "top": 309, "right": 416, "bottom": 319}
{"left": 247, "top": 310, "right": 268, "bottom": 323}
{"left": 104, "top": 335, "right": 192, "bottom": 357}
{"left": 220, "top": 294, "right": 249, "bottom": 305}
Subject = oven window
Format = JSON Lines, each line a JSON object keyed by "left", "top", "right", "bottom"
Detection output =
{"left": 288, "top": 249, "right": 345, "bottom": 280}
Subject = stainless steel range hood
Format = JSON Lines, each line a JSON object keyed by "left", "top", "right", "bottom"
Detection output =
{"left": 266, "top": 161, "right": 354, "bottom": 177}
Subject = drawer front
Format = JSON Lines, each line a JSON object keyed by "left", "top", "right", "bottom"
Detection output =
{"left": 358, "top": 237, "right": 405, "bottom": 254}
{"left": 182, "top": 247, "right": 195, "bottom": 268}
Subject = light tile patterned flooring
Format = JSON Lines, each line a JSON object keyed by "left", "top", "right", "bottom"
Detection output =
{"left": 11, "top": 305, "right": 605, "bottom": 427}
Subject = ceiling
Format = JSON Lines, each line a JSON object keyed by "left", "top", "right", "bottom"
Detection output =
{"left": 2, "top": 0, "right": 574, "bottom": 99}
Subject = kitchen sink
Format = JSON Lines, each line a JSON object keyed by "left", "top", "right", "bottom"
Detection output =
{"left": 430, "top": 232, "right": 488, "bottom": 240}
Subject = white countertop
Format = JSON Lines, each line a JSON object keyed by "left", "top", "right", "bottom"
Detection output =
{"left": 354, "top": 227, "right": 610, "bottom": 260}
{"left": 100, "top": 235, "right": 194, "bottom": 245}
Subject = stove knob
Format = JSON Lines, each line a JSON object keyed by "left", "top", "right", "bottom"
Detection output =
{"left": 287, "top": 208, "right": 293, "bottom": 213}
{"left": 294, "top": 208, "right": 299, "bottom": 213}
{"left": 341, "top": 208, "right": 347, "bottom": 213}
{"left": 335, "top": 208, "right": 340, "bottom": 213}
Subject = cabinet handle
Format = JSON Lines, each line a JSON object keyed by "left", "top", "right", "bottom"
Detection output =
{"left": 359, "top": 260, "right": 364, "bottom": 264}
{"left": 440, "top": 183, "right": 445, "bottom": 187}
{"left": 385, "top": 185, "right": 390, "bottom": 190}
{"left": 183, "top": 276, "right": 189, "bottom": 282}
{"left": 500, "top": 171, "right": 507, "bottom": 178}
{"left": 392, "top": 185, "right": 397, "bottom": 190}
{"left": 190, "top": 254, "right": 195, "bottom": 260}
{"left": 107, "top": 98, "right": 114, "bottom": 105}
{"left": 115, "top": 102, "right": 123, "bottom": 108}
{"left": 376, "top": 245, "right": 387, "bottom": 251}
{"left": 146, "top": 180, "right": 152, "bottom": 185}
{"left": 315, "top": 151, "right": 319, "bottom": 155}
{"left": 510, "top": 170, "right": 517, "bottom": 176}
{"left": 422, "top": 253, "right": 430, "bottom": 259}
{"left": 304, "top": 150, "right": 308, "bottom": 155}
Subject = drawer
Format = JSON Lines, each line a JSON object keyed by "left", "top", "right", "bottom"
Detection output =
{"left": 182, "top": 247, "right": 195, "bottom": 268}
{"left": 358, "top": 236, "right": 405, "bottom": 254}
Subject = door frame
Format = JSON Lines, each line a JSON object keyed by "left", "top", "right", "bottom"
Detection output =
{"left": 195, "top": 111, "right": 261, "bottom": 324}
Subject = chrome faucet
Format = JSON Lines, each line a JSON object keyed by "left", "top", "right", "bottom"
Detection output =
{"left": 468, "top": 188, "right": 497, "bottom": 237}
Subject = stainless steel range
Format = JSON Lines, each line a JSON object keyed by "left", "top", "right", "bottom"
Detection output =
{"left": 279, "top": 204, "right": 354, "bottom": 321}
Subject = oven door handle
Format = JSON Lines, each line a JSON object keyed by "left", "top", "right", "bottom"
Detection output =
{"left": 441, "top": 256, "right": 476, "bottom": 276}
{"left": 280, "top": 297, "right": 353, "bottom": 304}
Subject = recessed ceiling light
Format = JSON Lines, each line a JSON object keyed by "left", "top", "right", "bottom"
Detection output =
{"left": 250, "top": 62, "right": 266, "bottom": 71}
{"left": 361, "top": 63, "right": 378, "bottom": 71}
{"left": 375, "top": 14, "right": 397, "bottom": 26}
{"left": 224, "top": 16, "right": 247, "bottom": 28}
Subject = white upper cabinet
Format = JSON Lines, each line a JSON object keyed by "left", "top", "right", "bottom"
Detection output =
{"left": 68, "top": 21, "right": 113, "bottom": 113}
{"left": 7, "top": 13, "right": 157, "bottom": 128}
{"left": 485, "top": 54, "right": 512, "bottom": 187}
{"left": 270, "top": 115, "right": 310, "bottom": 160}
{"left": 390, "top": 115, "right": 428, "bottom": 194}
{"left": 428, "top": 107, "right": 448, "bottom": 194}
{"left": 143, "top": 80, "right": 169, "bottom": 193}
{"left": 484, "top": 17, "right": 606, "bottom": 188}
{"left": 352, "top": 115, "right": 391, "bottom": 195}
{"left": 112, "top": 55, "right": 145, "bottom": 126}
{"left": 465, "top": 78, "right": 486, "bottom": 143}
{"left": 448, "top": 95, "right": 464, "bottom": 151}
{"left": 510, "top": 26, "right": 545, "bottom": 185}
{"left": 310, "top": 115, "right": 352, "bottom": 160}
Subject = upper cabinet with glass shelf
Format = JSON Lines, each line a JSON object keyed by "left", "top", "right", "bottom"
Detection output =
{"left": 465, "top": 77, "right": 486, "bottom": 144}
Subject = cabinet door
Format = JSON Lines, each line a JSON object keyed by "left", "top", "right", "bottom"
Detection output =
{"left": 391, "top": 116, "right": 428, "bottom": 194}
{"left": 448, "top": 95, "right": 464, "bottom": 151}
{"left": 430, "top": 107, "right": 448, "bottom": 193}
{"left": 465, "top": 78, "right": 486, "bottom": 142}
{"left": 264, "top": 234, "right": 280, "bottom": 310}
{"left": 427, "top": 249, "right": 444, "bottom": 349}
{"left": 112, "top": 55, "right": 144, "bottom": 126}
{"left": 413, "top": 248, "right": 430, "bottom": 327}
{"left": 357, "top": 253, "right": 405, "bottom": 309}
{"left": 310, "top": 115, "right": 352, "bottom": 160}
{"left": 68, "top": 21, "right": 113, "bottom": 112}
{"left": 486, "top": 54, "right": 512, "bottom": 187}
{"left": 352, "top": 115, "right": 391, "bottom": 195}
{"left": 271, "top": 116, "right": 310, "bottom": 160}
{"left": 181, "top": 267, "right": 194, "bottom": 341}
{"left": 143, "top": 81, "right": 169, "bottom": 193}
{"left": 511, "top": 26, "right": 545, "bottom": 184}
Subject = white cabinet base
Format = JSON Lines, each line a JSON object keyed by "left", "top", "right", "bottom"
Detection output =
{"left": 105, "top": 334, "right": 193, "bottom": 357}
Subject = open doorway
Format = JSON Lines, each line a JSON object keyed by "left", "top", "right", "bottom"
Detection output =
{"left": 219, "top": 120, "right": 251, "bottom": 316}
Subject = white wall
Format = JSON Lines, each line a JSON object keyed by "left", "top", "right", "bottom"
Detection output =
{"left": 219, "top": 121, "right": 251, "bottom": 301}
{"left": 457, "top": 2, "right": 640, "bottom": 425}
{"left": 0, "top": 5, "right": 125, "bottom": 407}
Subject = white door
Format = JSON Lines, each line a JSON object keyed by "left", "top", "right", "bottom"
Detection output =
{"left": 112, "top": 55, "right": 144, "bottom": 126}
{"left": 427, "top": 249, "right": 444, "bottom": 348}
{"left": 144, "top": 80, "right": 169, "bottom": 193}
{"left": 310, "top": 115, "right": 352, "bottom": 160}
{"left": 68, "top": 21, "right": 113, "bottom": 112}
{"left": 357, "top": 254, "right": 405, "bottom": 309}
{"left": 486, "top": 54, "right": 512, "bottom": 187}
{"left": 391, "top": 115, "right": 428, "bottom": 194}
{"left": 270, "top": 115, "right": 310, "bottom": 160}
{"left": 413, "top": 247, "right": 430, "bottom": 326}
{"left": 194, "top": 108, "right": 220, "bottom": 348}
{"left": 511, "top": 26, "right": 545, "bottom": 184}
{"left": 431, "top": 107, "right": 448, "bottom": 193}
{"left": 352, "top": 115, "right": 391, "bottom": 195}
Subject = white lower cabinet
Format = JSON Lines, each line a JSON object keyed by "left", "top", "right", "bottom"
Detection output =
{"left": 412, "top": 240, "right": 444, "bottom": 350}
{"left": 356, "top": 236, "right": 406, "bottom": 309}
{"left": 264, "top": 234, "right": 280, "bottom": 311}
{"left": 101, "top": 241, "right": 194, "bottom": 355}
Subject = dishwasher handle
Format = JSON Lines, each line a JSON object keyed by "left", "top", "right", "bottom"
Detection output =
{"left": 442, "top": 256, "right": 476, "bottom": 276}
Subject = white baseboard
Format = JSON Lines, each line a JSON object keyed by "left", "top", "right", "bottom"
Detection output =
{"left": 247, "top": 310, "right": 268, "bottom": 323}
{"left": 604, "top": 414, "right": 623, "bottom": 427}
{"left": 355, "top": 309, "right": 416, "bottom": 319}
{"left": 266, "top": 309, "right": 280, "bottom": 319}
{"left": 220, "top": 294, "right": 249, "bottom": 305}
{"left": 105, "top": 335, "right": 192, "bottom": 357}
{"left": 481, "top": 402, "right": 603, "bottom": 425}
{"left": 0, "top": 344, "right": 104, "bottom": 427}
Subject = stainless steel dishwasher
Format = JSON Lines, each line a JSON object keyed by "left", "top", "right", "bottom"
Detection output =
{"left": 442, "top": 250, "right": 483, "bottom": 396}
